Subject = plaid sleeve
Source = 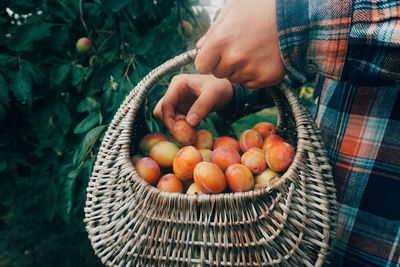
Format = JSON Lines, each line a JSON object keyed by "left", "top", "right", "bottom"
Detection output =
{"left": 276, "top": 0, "right": 400, "bottom": 85}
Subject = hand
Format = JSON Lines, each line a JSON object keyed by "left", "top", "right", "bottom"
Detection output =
{"left": 153, "top": 74, "right": 233, "bottom": 131}
{"left": 195, "top": 0, "right": 286, "bottom": 89}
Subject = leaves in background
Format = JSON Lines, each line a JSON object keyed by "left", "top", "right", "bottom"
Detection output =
{"left": 53, "top": 103, "right": 72, "bottom": 135}
{"left": 54, "top": 64, "right": 71, "bottom": 86}
{"left": 9, "top": 64, "right": 32, "bottom": 104}
{"left": 102, "top": 0, "right": 131, "bottom": 13}
{"left": 46, "top": 1, "right": 76, "bottom": 22}
{"left": 56, "top": 163, "right": 78, "bottom": 224}
{"left": 43, "top": 181, "right": 57, "bottom": 222}
{"left": 8, "top": 22, "right": 53, "bottom": 52}
{"left": 73, "top": 112, "right": 100, "bottom": 134}
{"left": 73, "top": 125, "right": 106, "bottom": 166}
{"left": 135, "top": 33, "right": 156, "bottom": 55}
{"left": 0, "top": 0, "right": 214, "bottom": 265}
{"left": 77, "top": 97, "right": 100, "bottom": 113}
{"left": 232, "top": 107, "right": 278, "bottom": 138}
{"left": 0, "top": 176, "right": 15, "bottom": 206}
{"left": 0, "top": 73, "right": 9, "bottom": 106}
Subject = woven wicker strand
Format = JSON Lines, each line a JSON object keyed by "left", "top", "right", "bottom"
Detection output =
{"left": 84, "top": 49, "right": 337, "bottom": 267}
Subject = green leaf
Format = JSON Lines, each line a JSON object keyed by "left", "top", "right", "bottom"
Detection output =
{"left": 77, "top": 97, "right": 100, "bottom": 113}
{"left": 207, "top": 112, "right": 234, "bottom": 137}
{"left": 72, "top": 159, "right": 93, "bottom": 217}
{"left": 135, "top": 33, "right": 155, "bottom": 55}
{"left": 50, "top": 26, "right": 69, "bottom": 52}
{"left": 67, "top": 169, "right": 81, "bottom": 180}
{"left": 57, "top": 167, "right": 79, "bottom": 224}
{"left": 8, "top": 0, "right": 37, "bottom": 14}
{"left": 197, "top": 114, "right": 220, "bottom": 138}
{"left": 102, "top": 0, "right": 131, "bottom": 12}
{"left": 46, "top": 1, "right": 76, "bottom": 22}
{"left": 0, "top": 55, "right": 18, "bottom": 67}
{"left": 44, "top": 181, "right": 57, "bottom": 222}
{"left": 73, "top": 112, "right": 100, "bottom": 134}
{"left": 71, "top": 65, "right": 84, "bottom": 87}
{"left": 125, "top": 2, "right": 138, "bottom": 17}
{"left": 0, "top": 74, "right": 9, "bottom": 106}
{"left": 9, "top": 23, "right": 53, "bottom": 52}
{"left": 231, "top": 107, "right": 278, "bottom": 138}
{"left": 53, "top": 103, "right": 72, "bottom": 135}
{"left": 54, "top": 64, "right": 71, "bottom": 86}
{"left": 73, "top": 125, "right": 106, "bottom": 166}
{"left": 0, "top": 161, "right": 6, "bottom": 172}
{"left": 0, "top": 176, "right": 15, "bottom": 206}
{"left": 10, "top": 67, "right": 32, "bottom": 104}
{"left": 23, "top": 61, "right": 43, "bottom": 87}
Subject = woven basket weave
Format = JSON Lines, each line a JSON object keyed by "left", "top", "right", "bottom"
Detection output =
{"left": 84, "top": 49, "right": 338, "bottom": 267}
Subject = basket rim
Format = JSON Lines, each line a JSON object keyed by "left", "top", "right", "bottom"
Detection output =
{"left": 84, "top": 50, "right": 337, "bottom": 267}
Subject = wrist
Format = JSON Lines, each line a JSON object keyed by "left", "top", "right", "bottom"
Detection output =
{"left": 217, "top": 83, "right": 259, "bottom": 123}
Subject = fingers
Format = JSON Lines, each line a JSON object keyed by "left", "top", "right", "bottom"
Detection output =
{"left": 196, "top": 0, "right": 240, "bottom": 48}
{"left": 195, "top": 40, "right": 221, "bottom": 74}
{"left": 195, "top": 1, "right": 241, "bottom": 72}
{"left": 153, "top": 74, "right": 234, "bottom": 130}
{"left": 185, "top": 87, "right": 221, "bottom": 126}
{"left": 156, "top": 76, "right": 189, "bottom": 131}
{"left": 161, "top": 102, "right": 177, "bottom": 131}
{"left": 212, "top": 52, "right": 243, "bottom": 78}
{"left": 153, "top": 98, "right": 187, "bottom": 130}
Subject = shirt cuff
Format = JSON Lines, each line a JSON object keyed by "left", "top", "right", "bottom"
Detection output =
{"left": 217, "top": 84, "right": 273, "bottom": 122}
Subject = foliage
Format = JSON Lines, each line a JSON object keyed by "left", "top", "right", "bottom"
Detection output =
{"left": 0, "top": 0, "right": 210, "bottom": 265}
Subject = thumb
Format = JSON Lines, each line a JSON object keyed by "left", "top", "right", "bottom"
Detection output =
{"left": 196, "top": 0, "right": 239, "bottom": 48}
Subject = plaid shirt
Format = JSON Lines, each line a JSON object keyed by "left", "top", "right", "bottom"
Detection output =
{"left": 276, "top": 0, "right": 400, "bottom": 266}
{"left": 224, "top": 0, "right": 400, "bottom": 266}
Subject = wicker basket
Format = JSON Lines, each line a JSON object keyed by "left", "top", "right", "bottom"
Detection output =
{"left": 84, "top": 49, "right": 338, "bottom": 267}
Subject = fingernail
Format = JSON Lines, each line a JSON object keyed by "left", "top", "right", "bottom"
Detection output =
{"left": 186, "top": 113, "right": 198, "bottom": 126}
{"left": 196, "top": 36, "right": 206, "bottom": 48}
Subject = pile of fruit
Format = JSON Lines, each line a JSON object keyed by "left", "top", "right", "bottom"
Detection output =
{"left": 133, "top": 120, "right": 295, "bottom": 194}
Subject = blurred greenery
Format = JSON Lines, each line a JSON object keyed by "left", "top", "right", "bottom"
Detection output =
{"left": 0, "top": 0, "right": 315, "bottom": 265}
{"left": 0, "top": 0, "right": 210, "bottom": 265}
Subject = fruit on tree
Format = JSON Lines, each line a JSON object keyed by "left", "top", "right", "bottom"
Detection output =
{"left": 76, "top": 37, "right": 92, "bottom": 53}
{"left": 177, "top": 20, "right": 193, "bottom": 38}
